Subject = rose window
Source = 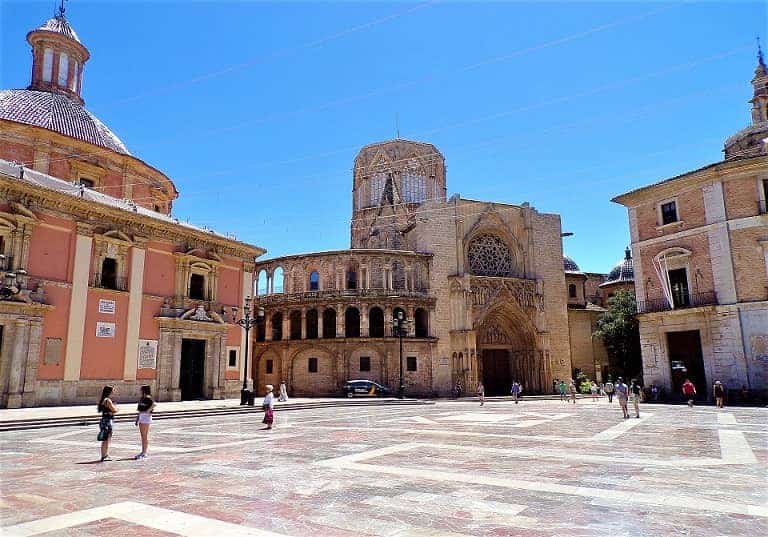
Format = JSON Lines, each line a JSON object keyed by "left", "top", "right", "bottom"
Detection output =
{"left": 467, "top": 234, "right": 515, "bottom": 277}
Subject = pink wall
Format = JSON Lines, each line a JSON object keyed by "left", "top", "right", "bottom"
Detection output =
{"left": 79, "top": 290, "right": 129, "bottom": 379}
{"left": 27, "top": 219, "right": 74, "bottom": 281}
{"left": 143, "top": 243, "right": 175, "bottom": 296}
{"left": 36, "top": 285, "right": 71, "bottom": 380}
{"left": 218, "top": 263, "right": 241, "bottom": 308}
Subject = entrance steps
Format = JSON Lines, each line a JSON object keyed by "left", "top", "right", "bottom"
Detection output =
{"left": 0, "top": 398, "right": 432, "bottom": 432}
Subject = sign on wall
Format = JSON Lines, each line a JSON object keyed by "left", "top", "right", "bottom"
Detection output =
{"left": 95, "top": 322, "right": 116, "bottom": 338}
{"left": 98, "top": 299, "right": 116, "bottom": 314}
{"left": 138, "top": 339, "right": 158, "bottom": 369}
{"left": 44, "top": 338, "right": 63, "bottom": 365}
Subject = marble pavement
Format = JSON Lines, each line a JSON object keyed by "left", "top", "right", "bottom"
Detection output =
{"left": 0, "top": 399, "right": 766, "bottom": 536}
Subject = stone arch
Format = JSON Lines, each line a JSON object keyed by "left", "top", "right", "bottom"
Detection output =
{"left": 368, "top": 306, "right": 385, "bottom": 337}
{"left": 289, "top": 347, "right": 337, "bottom": 396}
{"left": 474, "top": 299, "right": 543, "bottom": 395}
{"left": 345, "top": 307, "right": 361, "bottom": 338}
{"left": 322, "top": 307, "right": 337, "bottom": 339}
{"left": 345, "top": 345, "right": 386, "bottom": 385}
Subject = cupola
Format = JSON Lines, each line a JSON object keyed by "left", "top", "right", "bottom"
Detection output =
{"left": 26, "top": 2, "right": 89, "bottom": 104}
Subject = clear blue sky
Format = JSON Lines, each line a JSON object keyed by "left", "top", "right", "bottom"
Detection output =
{"left": 2, "top": 1, "right": 765, "bottom": 273}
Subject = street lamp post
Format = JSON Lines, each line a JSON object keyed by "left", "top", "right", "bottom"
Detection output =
{"left": 231, "top": 296, "right": 264, "bottom": 406}
{"left": 0, "top": 264, "right": 27, "bottom": 300}
{"left": 391, "top": 311, "right": 411, "bottom": 399}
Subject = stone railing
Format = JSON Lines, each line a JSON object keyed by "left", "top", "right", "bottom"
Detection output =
{"left": 255, "top": 287, "right": 431, "bottom": 306}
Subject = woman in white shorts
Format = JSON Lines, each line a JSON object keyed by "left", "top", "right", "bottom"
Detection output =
{"left": 134, "top": 385, "right": 155, "bottom": 460}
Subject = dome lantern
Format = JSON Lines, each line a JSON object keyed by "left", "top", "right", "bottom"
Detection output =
{"left": 26, "top": 1, "right": 90, "bottom": 104}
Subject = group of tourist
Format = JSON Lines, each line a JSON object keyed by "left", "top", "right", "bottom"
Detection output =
{"left": 96, "top": 381, "right": 281, "bottom": 462}
{"left": 475, "top": 381, "right": 524, "bottom": 406}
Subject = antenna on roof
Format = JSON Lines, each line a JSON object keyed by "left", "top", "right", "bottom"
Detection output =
{"left": 57, "top": 0, "right": 66, "bottom": 18}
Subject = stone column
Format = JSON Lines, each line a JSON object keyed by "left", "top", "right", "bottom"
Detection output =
{"left": 169, "top": 330, "right": 183, "bottom": 401}
{"left": 64, "top": 223, "right": 93, "bottom": 381}
{"left": 240, "top": 265, "right": 254, "bottom": 381}
{"left": 282, "top": 313, "right": 290, "bottom": 342}
{"left": 406, "top": 306, "right": 416, "bottom": 337}
{"left": 360, "top": 306, "right": 369, "bottom": 338}
{"left": 22, "top": 319, "right": 43, "bottom": 407}
{"left": 6, "top": 319, "right": 30, "bottom": 408}
{"left": 265, "top": 313, "right": 273, "bottom": 342}
{"left": 123, "top": 240, "right": 146, "bottom": 380}
{"left": 384, "top": 306, "right": 393, "bottom": 337}
{"left": 337, "top": 303, "right": 344, "bottom": 338}
{"left": 300, "top": 309, "right": 307, "bottom": 340}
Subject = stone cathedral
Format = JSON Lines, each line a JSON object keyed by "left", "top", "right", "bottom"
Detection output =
{"left": 252, "top": 139, "right": 575, "bottom": 396}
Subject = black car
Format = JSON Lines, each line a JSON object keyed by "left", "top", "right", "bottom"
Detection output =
{"left": 343, "top": 380, "right": 391, "bottom": 397}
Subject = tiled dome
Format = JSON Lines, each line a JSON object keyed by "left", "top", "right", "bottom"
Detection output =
{"left": 563, "top": 255, "right": 580, "bottom": 273}
{"left": 33, "top": 13, "right": 81, "bottom": 43}
{"left": 602, "top": 247, "right": 634, "bottom": 285}
{"left": 0, "top": 90, "right": 130, "bottom": 155}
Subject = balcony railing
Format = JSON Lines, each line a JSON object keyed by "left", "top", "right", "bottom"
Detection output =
{"left": 256, "top": 287, "right": 431, "bottom": 305}
{"left": 637, "top": 291, "right": 717, "bottom": 314}
{"left": 91, "top": 273, "right": 128, "bottom": 291}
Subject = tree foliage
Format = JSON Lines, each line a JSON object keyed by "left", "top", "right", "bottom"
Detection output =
{"left": 593, "top": 290, "right": 642, "bottom": 380}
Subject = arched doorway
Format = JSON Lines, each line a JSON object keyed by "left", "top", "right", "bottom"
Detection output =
{"left": 475, "top": 303, "right": 541, "bottom": 395}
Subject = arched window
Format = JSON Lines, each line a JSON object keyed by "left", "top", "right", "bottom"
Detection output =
{"left": 392, "top": 307, "right": 406, "bottom": 322}
{"left": 415, "top": 308, "right": 428, "bottom": 338}
{"left": 309, "top": 271, "right": 320, "bottom": 291}
{"left": 369, "top": 307, "right": 384, "bottom": 338}
{"left": 273, "top": 267, "right": 284, "bottom": 294}
{"left": 189, "top": 274, "right": 205, "bottom": 300}
{"left": 271, "top": 312, "right": 283, "bottom": 341}
{"left": 42, "top": 48, "right": 53, "bottom": 82}
{"left": 322, "top": 308, "right": 336, "bottom": 339}
{"left": 306, "top": 309, "right": 319, "bottom": 339}
{"left": 369, "top": 172, "right": 386, "bottom": 207}
{"left": 58, "top": 52, "right": 69, "bottom": 86}
{"left": 467, "top": 234, "right": 516, "bottom": 277}
{"left": 346, "top": 270, "right": 357, "bottom": 290}
{"left": 345, "top": 307, "right": 360, "bottom": 338}
{"left": 256, "top": 270, "right": 268, "bottom": 295}
{"left": 289, "top": 310, "right": 302, "bottom": 340}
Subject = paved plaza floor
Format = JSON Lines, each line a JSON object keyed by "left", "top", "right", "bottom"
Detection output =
{"left": 1, "top": 399, "right": 766, "bottom": 536}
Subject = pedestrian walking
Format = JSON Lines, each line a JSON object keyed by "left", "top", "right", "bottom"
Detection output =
{"left": 262, "top": 384, "right": 275, "bottom": 430}
{"left": 615, "top": 378, "right": 629, "bottom": 419}
{"left": 134, "top": 384, "right": 155, "bottom": 460}
{"left": 590, "top": 381, "right": 598, "bottom": 402}
{"left": 682, "top": 378, "right": 697, "bottom": 407}
{"left": 455, "top": 380, "right": 463, "bottom": 399}
{"left": 278, "top": 381, "right": 289, "bottom": 402}
{"left": 511, "top": 381, "right": 521, "bottom": 404}
{"left": 567, "top": 380, "right": 577, "bottom": 404}
{"left": 97, "top": 385, "right": 118, "bottom": 462}
{"left": 558, "top": 380, "right": 567, "bottom": 402}
{"left": 477, "top": 382, "right": 485, "bottom": 406}
{"left": 604, "top": 380, "right": 615, "bottom": 403}
{"left": 630, "top": 379, "right": 642, "bottom": 418}
{"left": 713, "top": 380, "right": 725, "bottom": 408}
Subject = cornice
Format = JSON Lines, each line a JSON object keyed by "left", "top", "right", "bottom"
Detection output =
{"left": 0, "top": 176, "right": 264, "bottom": 261}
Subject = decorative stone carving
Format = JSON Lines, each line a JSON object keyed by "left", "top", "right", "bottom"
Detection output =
{"left": 467, "top": 234, "right": 516, "bottom": 277}
{"left": 470, "top": 276, "right": 543, "bottom": 312}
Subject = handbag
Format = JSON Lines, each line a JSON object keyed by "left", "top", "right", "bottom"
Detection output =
{"left": 97, "top": 430, "right": 107, "bottom": 441}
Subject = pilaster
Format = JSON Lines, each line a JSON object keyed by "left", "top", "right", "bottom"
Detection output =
{"left": 63, "top": 224, "right": 93, "bottom": 381}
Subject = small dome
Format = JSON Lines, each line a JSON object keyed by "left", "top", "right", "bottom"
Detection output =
{"left": 602, "top": 247, "right": 634, "bottom": 285}
{"left": 34, "top": 14, "right": 81, "bottom": 43}
{"left": 563, "top": 255, "right": 580, "bottom": 272}
{"left": 0, "top": 90, "right": 130, "bottom": 155}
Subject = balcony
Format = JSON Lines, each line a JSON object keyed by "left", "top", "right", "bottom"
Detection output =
{"left": 637, "top": 291, "right": 717, "bottom": 314}
{"left": 255, "top": 287, "right": 431, "bottom": 306}
{"left": 91, "top": 273, "right": 128, "bottom": 292}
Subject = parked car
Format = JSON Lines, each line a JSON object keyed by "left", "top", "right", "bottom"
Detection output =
{"left": 343, "top": 380, "right": 391, "bottom": 397}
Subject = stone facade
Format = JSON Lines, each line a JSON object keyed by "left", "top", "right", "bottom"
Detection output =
{"left": 613, "top": 53, "right": 768, "bottom": 400}
{"left": 254, "top": 139, "right": 574, "bottom": 396}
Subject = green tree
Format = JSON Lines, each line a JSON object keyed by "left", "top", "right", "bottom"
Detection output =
{"left": 593, "top": 290, "right": 642, "bottom": 381}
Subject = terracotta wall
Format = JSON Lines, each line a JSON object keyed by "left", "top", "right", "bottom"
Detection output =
{"left": 79, "top": 290, "right": 129, "bottom": 379}
{"left": 724, "top": 177, "right": 762, "bottom": 220}
{"left": 634, "top": 187, "right": 707, "bottom": 242}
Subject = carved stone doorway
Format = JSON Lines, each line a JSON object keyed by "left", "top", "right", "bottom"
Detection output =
{"left": 180, "top": 339, "right": 206, "bottom": 400}
{"left": 481, "top": 348, "right": 511, "bottom": 395}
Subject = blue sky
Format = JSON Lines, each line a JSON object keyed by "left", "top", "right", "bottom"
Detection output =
{"left": 2, "top": 1, "right": 765, "bottom": 272}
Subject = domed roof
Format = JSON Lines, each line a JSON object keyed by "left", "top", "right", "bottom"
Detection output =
{"left": 33, "top": 13, "right": 81, "bottom": 43}
{"left": 602, "top": 247, "right": 634, "bottom": 285}
{"left": 563, "top": 255, "right": 581, "bottom": 272}
{"left": 0, "top": 90, "right": 130, "bottom": 155}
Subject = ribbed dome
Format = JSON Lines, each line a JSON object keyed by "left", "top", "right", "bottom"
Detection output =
{"left": 563, "top": 255, "right": 580, "bottom": 272}
{"left": 602, "top": 247, "right": 634, "bottom": 285}
{"left": 34, "top": 13, "right": 81, "bottom": 43}
{"left": 0, "top": 90, "right": 130, "bottom": 155}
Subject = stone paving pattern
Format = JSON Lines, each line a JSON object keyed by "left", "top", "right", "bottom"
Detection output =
{"left": 0, "top": 399, "right": 766, "bottom": 536}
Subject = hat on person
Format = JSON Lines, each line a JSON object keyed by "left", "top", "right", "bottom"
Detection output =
{"left": 715, "top": 380, "right": 721, "bottom": 385}
{"left": 265, "top": 384, "right": 274, "bottom": 392}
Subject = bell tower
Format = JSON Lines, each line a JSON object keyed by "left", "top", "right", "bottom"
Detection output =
{"left": 27, "top": 2, "right": 90, "bottom": 104}
{"left": 750, "top": 38, "right": 768, "bottom": 124}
